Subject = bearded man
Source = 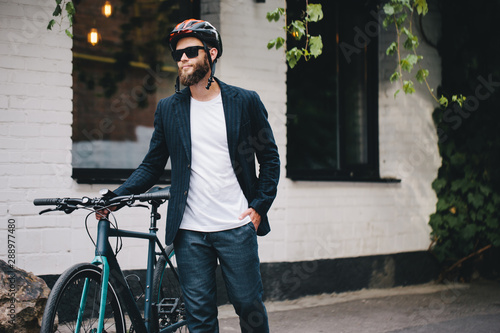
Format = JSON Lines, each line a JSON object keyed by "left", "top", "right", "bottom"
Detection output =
{"left": 112, "top": 19, "right": 280, "bottom": 333}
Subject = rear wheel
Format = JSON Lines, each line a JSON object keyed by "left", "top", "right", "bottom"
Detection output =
{"left": 151, "top": 246, "right": 187, "bottom": 332}
{"left": 41, "top": 263, "right": 126, "bottom": 333}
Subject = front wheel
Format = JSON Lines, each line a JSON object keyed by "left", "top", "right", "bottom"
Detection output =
{"left": 151, "top": 246, "right": 187, "bottom": 332}
{"left": 40, "top": 263, "right": 126, "bottom": 333}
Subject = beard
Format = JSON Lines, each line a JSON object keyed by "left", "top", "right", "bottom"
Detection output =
{"left": 178, "top": 56, "right": 210, "bottom": 86}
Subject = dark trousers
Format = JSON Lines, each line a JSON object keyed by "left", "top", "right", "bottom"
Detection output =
{"left": 174, "top": 223, "right": 269, "bottom": 333}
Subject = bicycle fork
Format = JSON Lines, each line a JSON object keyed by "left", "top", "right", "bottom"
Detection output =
{"left": 73, "top": 249, "right": 111, "bottom": 333}
{"left": 75, "top": 217, "right": 113, "bottom": 333}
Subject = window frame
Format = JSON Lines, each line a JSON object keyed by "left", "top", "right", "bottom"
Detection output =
{"left": 71, "top": 1, "right": 200, "bottom": 185}
{"left": 286, "top": 0, "right": 387, "bottom": 182}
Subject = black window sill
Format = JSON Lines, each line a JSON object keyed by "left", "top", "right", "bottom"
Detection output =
{"left": 72, "top": 168, "right": 171, "bottom": 185}
{"left": 287, "top": 170, "right": 401, "bottom": 183}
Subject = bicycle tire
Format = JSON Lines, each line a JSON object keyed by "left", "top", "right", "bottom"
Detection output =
{"left": 151, "top": 247, "right": 187, "bottom": 332}
{"left": 40, "top": 263, "right": 126, "bottom": 333}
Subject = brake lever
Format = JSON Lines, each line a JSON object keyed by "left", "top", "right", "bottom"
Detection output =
{"left": 130, "top": 204, "right": 149, "bottom": 209}
{"left": 64, "top": 205, "right": 78, "bottom": 214}
{"left": 39, "top": 208, "right": 58, "bottom": 215}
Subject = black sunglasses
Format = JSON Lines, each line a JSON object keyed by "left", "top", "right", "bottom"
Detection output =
{"left": 172, "top": 46, "right": 205, "bottom": 62}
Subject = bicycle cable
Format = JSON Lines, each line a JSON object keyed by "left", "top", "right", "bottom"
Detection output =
{"left": 83, "top": 206, "right": 123, "bottom": 255}
{"left": 84, "top": 212, "right": 96, "bottom": 248}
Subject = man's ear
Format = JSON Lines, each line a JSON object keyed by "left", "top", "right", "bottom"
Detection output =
{"left": 210, "top": 48, "right": 218, "bottom": 62}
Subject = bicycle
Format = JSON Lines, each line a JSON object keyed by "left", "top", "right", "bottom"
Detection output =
{"left": 33, "top": 186, "right": 188, "bottom": 333}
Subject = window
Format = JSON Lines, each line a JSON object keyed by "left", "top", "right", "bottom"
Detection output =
{"left": 71, "top": 0, "right": 200, "bottom": 184}
{"left": 286, "top": 0, "right": 380, "bottom": 181}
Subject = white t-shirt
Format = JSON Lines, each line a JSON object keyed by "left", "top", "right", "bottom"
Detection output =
{"left": 179, "top": 93, "right": 251, "bottom": 232}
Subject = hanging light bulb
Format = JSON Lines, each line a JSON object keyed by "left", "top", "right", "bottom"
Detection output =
{"left": 102, "top": 1, "right": 112, "bottom": 18}
{"left": 87, "top": 28, "right": 101, "bottom": 46}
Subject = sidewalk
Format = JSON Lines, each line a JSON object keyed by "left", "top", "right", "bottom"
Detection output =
{"left": 218, "top": 279, "right": 500, "bottom": 332}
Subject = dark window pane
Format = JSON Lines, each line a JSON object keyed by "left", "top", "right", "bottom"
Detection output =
{"left": 71, "top": 0, "right": 199, "bottom": 183}
{"left": 286, "top": 0, "right": 379, "bottom": 180}
{"left": 339, "top": 5, "right": 370, "bottom": 167}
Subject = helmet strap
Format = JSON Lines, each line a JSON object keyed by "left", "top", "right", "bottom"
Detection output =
{"left": 175, "top": 76, "right": 181, "bottom": 94}
{"left": 202, "top": 41, "right": 217, "bottom": 90}
{"left": 206, "top": 60, "right": 217, "bottom": 90}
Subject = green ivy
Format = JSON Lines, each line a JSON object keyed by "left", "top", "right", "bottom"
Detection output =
{"left": 266, "top": 3, "right": 324, "bottom": 68}
{"left": 381, "top": 0, "right": 464, "bottom": 106}
{"left": 429, "top": 168, "right": 500, "bottom": 263}
{"left": 428, "top": 0, "right": 500, "bottom": 279}
{"left": 47, "top": 0, "right": 75, "bottom": 38}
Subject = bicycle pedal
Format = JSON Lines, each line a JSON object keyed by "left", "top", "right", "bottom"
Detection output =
{"left": 157, "top": 298, "right": 179, "bottom": 314}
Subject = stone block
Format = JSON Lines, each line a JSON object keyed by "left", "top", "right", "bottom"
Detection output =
{"left": 0, "top": 260, "right": 50, "bottom": 333}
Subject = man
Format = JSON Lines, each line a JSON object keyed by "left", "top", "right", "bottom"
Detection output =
{"left": 112, "top": 19, "right": 280, "bottom": 332}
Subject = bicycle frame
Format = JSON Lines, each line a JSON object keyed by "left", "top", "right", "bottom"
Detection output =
{"left": 82, "top": 201, "right": 183, "bottom": 333}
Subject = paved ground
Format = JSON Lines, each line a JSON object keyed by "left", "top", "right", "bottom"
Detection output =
{"left": 218, "top": 279, "right": 500, "bottom": 332}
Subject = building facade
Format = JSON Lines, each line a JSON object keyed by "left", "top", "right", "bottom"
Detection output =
{"left": 1, "top": 0, "right": 441, "bottom": 298}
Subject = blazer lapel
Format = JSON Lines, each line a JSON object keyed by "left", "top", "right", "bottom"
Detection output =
{"left": 220, "top": 81, "right": 242, "bottom": 164}
{"left": 173, "top": 89, "right": 191, "bottom": 162}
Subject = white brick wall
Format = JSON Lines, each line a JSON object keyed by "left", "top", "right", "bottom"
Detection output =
{"left": 220, "top": 1, "right": 441, "bottom": 264}
{"left": 1, "top": 0, "right": 441, "bottom": 276}
{"left": 1, "top": 0, "right": 76, "bottom": 275}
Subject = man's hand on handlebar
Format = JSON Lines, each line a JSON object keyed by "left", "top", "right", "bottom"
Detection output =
{"left": 95, "top": 188, "right": 120, "bottom": 220}
{"left": 95, "top": 205, "right": 119, "bottom": 220}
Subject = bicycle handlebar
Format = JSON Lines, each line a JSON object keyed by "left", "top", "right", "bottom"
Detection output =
{"left": 33, "top": 187, "right": 171, "bottom": 213}
{"left": 33, "top": 198, "right": 63, "bottom": 206}
{"left": 135, "top": 188, "right": 171, "bottom": 202}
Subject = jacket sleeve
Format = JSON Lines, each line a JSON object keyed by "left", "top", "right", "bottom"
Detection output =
{"left": 114, "top": 102, "right": 170, "bottom": 196}
{"left": 247, "top": 91, "right": 280, "bottom": 217}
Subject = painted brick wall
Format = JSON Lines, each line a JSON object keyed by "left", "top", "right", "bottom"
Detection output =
{"left": 216, "top": 0, "right": 441, "bottom": 264}
{"left": 1, "top": 0, "right": 74, "bottom": 275}
{"left": 1, "top": 0, "right": 441, "bottom": 276}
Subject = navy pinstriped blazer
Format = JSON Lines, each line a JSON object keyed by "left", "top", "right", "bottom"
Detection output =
{"left": 114, "top": 79, "right": 280, "bottom": 245}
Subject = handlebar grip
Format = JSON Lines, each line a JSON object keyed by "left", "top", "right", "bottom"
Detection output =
{"left": 33, "top": 198, "right": 60, "bottom": 206}
{"left": 138, "top": 188, "right": 171, "bottom": 201}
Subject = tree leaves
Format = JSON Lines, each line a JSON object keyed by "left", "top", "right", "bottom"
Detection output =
{"left": 384, "top": 1, "right": 426, "bottom": 98}
{"left": 383, "top": 3, "right": 396, "bottom": 15}
{"left": 429, "top": 156, "right": 500, "bottom": 265}
{"left": 286, "top": 47, "right": 303, "bottom": 69}
{"left": 416, "top": 69, "right": 429, "bottom": 83}
{"left": 386, "top": 42, "right": 398, "bottom": 56}
{"left": 267, "top": 37, "right": 285, "bottom": 50}
{"left": 400, "top": 54, "right": 421, "bottom": 72}
{"left": 390, "top": 71, "right": 401, "bottom": 83}
{"left": 432, "top": 178, "right": 447, "bottom": 194}
{"left": 383, "top": 1, "right": 497, "bottom": 272}
{"left": 266, "top": 7, "right": 285, "bottom": 22}
{"left": 290, "top": 20, "right": 306, "bottom": 40}
{"left": 403, "top": 28, "right": 419, "bottom": 49}
{"left": 306, "top": 4, "right": 323, "bottom": 22}
{"left": 309, "top": 35, "right": 323, "bottom": 58}
{"left": 65, "top": 1, "right": 75, "bottom": 25}
{"left": 47, "top": 19, "right": 56, "bottom": 30}
{"left": 267, "top": 3, "right": 323, "bottom": 68}
{"left": 467, "top": 192, "right": 484, "bottom": 209}
{"left": 383, "top": 0, "right": 460, "bottom": 106}
{"left": 414, "top": 0, "right": 429, "bottom": 15}
{"left": 52, "top": 3, "right": 62, "bottom": 16}
{"left": 403, "top": 80, "right": 415, "bottom": 94}
{"left": 47, "top": 0, "right": 75, "bottom": 38}
{"left": 439, "top": 95, "right": 449, "bottom": 108}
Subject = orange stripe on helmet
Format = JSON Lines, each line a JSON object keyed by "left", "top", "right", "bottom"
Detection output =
{"left": 176, "top": 19, "right": 204, "bottom": 30}
{"left": 169, "top": 19, "right": 206, "bottom": 41}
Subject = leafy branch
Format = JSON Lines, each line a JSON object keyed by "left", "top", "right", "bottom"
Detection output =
{"left": 382, "top": 0, "right": 464, "bottom": 107}
{"left": 266, "top": 2, "right": 324, "bottom": 68}
{"left": 47, "top": 0, "right": 75, "bottom": 38}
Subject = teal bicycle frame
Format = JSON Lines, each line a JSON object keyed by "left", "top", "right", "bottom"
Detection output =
{"left": 75, "top": 199, "right": 184, "bottom": 333}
